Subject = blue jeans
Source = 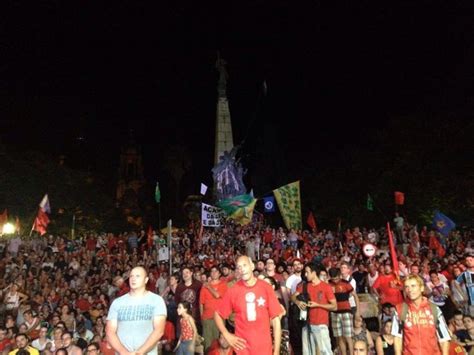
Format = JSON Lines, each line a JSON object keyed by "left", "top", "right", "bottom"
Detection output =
{"left": 176, "top": 340, "right": 193, "bottom": 355}
{"left": 302, "top": 324, "right": 333, "bottom": 355}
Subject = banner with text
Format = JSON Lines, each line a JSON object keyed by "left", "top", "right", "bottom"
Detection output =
{"left": 201, "top": 203, "right": 225, "bottom": 227}
{"left": 273, "top": 181, "right": 302, "bottom": 230}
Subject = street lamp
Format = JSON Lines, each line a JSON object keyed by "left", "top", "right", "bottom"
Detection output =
{"left": 2, "top": 223, "right": 15, "bottom": 235}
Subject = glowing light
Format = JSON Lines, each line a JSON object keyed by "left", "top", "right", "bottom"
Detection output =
{"left": 2, "top": 223, "right": 15, "bottom": 234}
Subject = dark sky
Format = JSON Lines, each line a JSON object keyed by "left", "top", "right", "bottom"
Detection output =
{"left": 1, "top": 2, "right": 474, "bottom": 186}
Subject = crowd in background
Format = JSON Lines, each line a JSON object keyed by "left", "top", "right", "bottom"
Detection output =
{"left": 0, "top": 216, "right": 473, "bottom": 355}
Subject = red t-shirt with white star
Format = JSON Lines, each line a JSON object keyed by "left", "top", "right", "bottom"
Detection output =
{"left": 217, "top": 279, "right": 283, "bottom": 355}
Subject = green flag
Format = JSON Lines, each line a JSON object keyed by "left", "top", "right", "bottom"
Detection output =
{"left": 367, "top": 194, "right": 374, "bottom": 211}
{"left": 273, "top": 181, "right": 302, "bottom": 230}
{"left": 217, "top": 194, "right": 257, "bottom": 226}
{"left": 155, "top": 182, "right": 161, "bottom": 203}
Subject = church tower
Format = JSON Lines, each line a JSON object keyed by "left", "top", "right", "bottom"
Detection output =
{"left": 116, "top": 131, "right": 145, "bottom": 209}
{"left": 214, "top": 55, "right": 234, "bottom": 166}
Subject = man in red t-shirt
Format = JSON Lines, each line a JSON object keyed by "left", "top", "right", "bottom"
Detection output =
{"left": 292, "top": 263, "right": 336, "bottom": 355}
{"left": 372, "top": 263, "right": 403, "bottom": 306}
{"left": 0, "top": 327, "right": 12, "bottom": 354}
{"left": 75, "top": 293, "right": 91, "bottom": 312}
{"left": 215, "top": 256, "right": 284, "bottom": 355}
{"left": 263, "top": 228, "right": 273, "bottom": 245}
{"left": 199, "top": 266, "right": 228, "bottom": 352}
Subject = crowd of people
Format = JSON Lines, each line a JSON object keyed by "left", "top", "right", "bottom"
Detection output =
{"left": 0, "top": 215, "right": 473, "bottom": 355}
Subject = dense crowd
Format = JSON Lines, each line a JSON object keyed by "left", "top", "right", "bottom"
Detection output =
{"left": 0, "top": 216, "right": 473, "bottom": 355}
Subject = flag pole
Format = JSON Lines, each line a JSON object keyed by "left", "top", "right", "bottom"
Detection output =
{"left": 29, "top": 208, "right": 37, "bottom": 237}
{"left": 158, "top": 203, "right": 161, "bottom": 230}
{"left": 167, "top": 219, "right": 172, "bottom": 275}
{"left": 71, "top": 213, "right": 76, "bottom": 239}
{"left": 386, "top": 222, "right": 400, "bottom": 280}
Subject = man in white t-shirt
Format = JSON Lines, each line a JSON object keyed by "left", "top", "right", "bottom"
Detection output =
{"left": 287, "top": 258, "right": 304, "bottom": 355}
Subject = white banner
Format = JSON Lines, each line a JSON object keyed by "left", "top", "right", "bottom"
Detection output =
{"left": 201, "top": 203, "right": 225, "bottom": 227}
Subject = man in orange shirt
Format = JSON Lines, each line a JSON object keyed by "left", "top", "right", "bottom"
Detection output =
{"left": 200, "top": 266, "right": 228, "bottom": 352}
{"left": 372, "top": 263, "right": 403, "bottom": 306}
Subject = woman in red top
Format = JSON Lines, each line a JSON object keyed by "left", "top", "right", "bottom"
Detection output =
{"left": 175, "top": 301, "right": 198, "bottom": 355}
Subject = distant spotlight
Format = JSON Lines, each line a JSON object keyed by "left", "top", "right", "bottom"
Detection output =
{"left": 2, "top": 223, "right": 15, "bottom": 235}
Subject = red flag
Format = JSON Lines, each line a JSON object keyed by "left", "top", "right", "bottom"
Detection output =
{"left": 0, "top": 209, "right": 8, "bottom": 226}
{"left": 307, "top": 212, "right": 317, "bottom": 230}
{"left": 386, "top": 222, "right": 400, "bottom": 277}
{"left": 147, "top": 226, "right": 153, "bottom": 248}
{"left": 394, "top": 191, "right": 405, "bottom": 205}
{"left": 33, "top": 208, "right": 50, "bottom": 236}
{"left": 429, "top": 234, "right": 446, "bottom": 258}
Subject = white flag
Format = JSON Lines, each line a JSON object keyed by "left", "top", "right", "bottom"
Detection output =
{"left": 39, "top": 194, "right": 51, "bottom": 214}
{"left": 200, "top": 183, "right": 208, "bottom": 195}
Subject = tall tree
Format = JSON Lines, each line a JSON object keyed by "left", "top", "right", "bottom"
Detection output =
{"left": 161, "top": 144, "right": 192, "bottom": 219}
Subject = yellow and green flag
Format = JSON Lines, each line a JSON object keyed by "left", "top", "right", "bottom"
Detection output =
{"left": 273, "top": 181, "right": 302, "bottom": 230}
{"left": 217, "top": 194, "right": 257, "bottom": 226}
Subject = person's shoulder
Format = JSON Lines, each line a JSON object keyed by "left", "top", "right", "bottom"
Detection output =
{"left": 319, "top": 281, "right": 333, "bottom": 291}
{"left": 112, "top": 292, "right": 130, "bottom": 303}
{"left": 146, "top": 291, "right": 164, "bottom": 300}
{"left": 193, "top": 280, "right": 203, "bottom": 288}
{"left": 256, "top": 278, "right": 272, "bottom": 289}
{"left": 27, "top": 346, "right": 40, "bottom": 355}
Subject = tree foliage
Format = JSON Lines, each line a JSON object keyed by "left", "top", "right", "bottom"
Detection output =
{"left": 302, "top": 114, "right": 474, "bottom": 228}
{"left": 0, "top": 150, "right": 116, "bottom": 235}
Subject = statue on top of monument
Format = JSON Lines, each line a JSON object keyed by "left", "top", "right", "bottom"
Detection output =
{"left": 212, "top": 145, "right": 247, "bottom": 201}
{"left": 216, "top": 52, "right": 228, "bottom": 98}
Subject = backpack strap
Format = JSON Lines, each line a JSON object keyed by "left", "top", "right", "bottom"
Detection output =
{"left": 400, "top": 303, "right": 408, "bottom": 323}
{"left": 429, "top": 301, "right": 439, "bottom": 325}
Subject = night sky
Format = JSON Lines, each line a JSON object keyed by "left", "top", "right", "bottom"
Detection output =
{"left": 1, "top": 2, "right": 474, "bottom": 189}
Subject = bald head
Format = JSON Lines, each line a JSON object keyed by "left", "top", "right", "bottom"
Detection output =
{"left": 236, "top": 256, "right": 255, "bottom": 283}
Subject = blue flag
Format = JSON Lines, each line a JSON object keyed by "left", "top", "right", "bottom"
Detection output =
{"left": 432, "top": 210, "right": 456, "bottom": 236}
{"left": 264, "top": 196, "right": 275, "bottom": 213}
